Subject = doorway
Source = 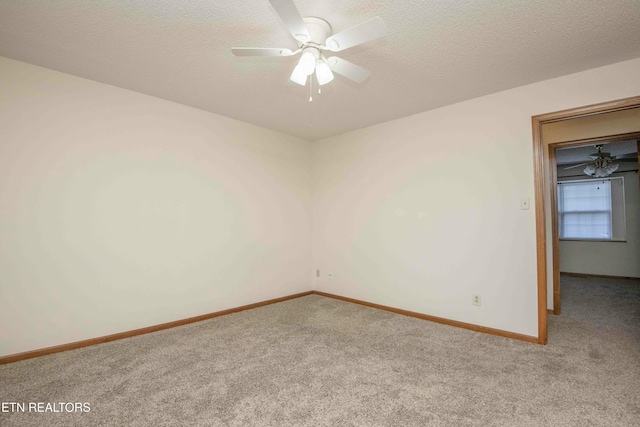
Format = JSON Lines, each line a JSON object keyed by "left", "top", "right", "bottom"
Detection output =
{"left": 550, "top": 134, "right": 640, "bottom": 315}
{"left": 531, "top": 95, "right": 640, "bottom": 344}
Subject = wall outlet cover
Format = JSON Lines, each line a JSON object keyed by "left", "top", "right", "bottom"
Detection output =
{"left": 472, "top": 294, "right": 482, "bottom": 306}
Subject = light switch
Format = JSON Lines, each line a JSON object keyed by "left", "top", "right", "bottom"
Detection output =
{"left": 520, "top": 197, "right": 530, "bottom": 210}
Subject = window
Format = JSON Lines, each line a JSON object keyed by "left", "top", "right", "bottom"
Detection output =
{"left": 557, "top": 177, "right": 626, "bottom": 241}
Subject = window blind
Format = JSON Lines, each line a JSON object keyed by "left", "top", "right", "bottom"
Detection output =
{"left": 558, "top": 179, "right": 612, "bottom": 240}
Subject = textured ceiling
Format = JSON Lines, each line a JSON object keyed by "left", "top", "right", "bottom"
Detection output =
{"left": 1, "top": 0, "right": 640, "bottom": 141}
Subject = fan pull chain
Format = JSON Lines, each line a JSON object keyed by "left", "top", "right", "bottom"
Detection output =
{"left": 309, "top": 74, "right": 313, "bottom": 102}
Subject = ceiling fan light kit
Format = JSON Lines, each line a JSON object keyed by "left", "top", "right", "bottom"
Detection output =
{"left": 583, "top": 157, "right": 619, "bottom": 178}
{"left": 582, "top": 145, "right": 620, "bottom": 178}
{"left": 289, "top": 63, "right": 308, "bottom": 86}
{"left": 562, "top": 144, "right": 636, "bottom": 178}
{"left": 232, "top": 0, "right": 387, "bottom": 100}
{"left": 315, "top": 61, "right": 334, "bottom": 85}
{"left": 297, "top": 50, "right": 317, "bottom": 76}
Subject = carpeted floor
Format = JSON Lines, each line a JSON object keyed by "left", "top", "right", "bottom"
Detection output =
{"left": 560, "top": 274, "right": 640, "bottom": 337}
{"left": 1, "top": 277, "right": 639, "bottom": 426}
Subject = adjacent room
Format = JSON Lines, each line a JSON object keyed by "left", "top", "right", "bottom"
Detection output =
{"left": 552, "top": 136, "right": 639, "bottom": 333}
{"left": 1, "top": 1, "right": 639, "bottom": 425}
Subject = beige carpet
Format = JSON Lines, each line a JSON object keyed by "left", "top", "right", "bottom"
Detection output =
{"left": 560, "top": 274, "right": 640, "bottom": 337}
{"left": 1, "top": 278, "right": 639, "bottom": 426}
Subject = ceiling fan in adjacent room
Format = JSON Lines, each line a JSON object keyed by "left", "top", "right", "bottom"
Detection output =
{"left": 563, "top": 144, "right": 638, "bottom": 177}
{"left": 231, "top": 0, "right": 387, "bottom": 101}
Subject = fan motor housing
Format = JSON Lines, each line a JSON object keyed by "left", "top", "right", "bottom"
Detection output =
{"left": 303, "top": 17, "right": 332, "bottom": 45}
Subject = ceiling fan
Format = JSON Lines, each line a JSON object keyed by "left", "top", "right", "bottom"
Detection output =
{"left": 563, "top": 144, "right": 638, "bottom": 177}
{"left": 232, "top": 0, "right": 387, "bottom": 100}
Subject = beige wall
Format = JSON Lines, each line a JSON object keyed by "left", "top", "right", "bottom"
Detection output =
{"left": 2, "top": 56, "right": 640, "bottom": 355}
{"left": 0, "top": 57, "right": 313, "bottom": 357}
{"left": 542, "top": 108, "right": 640, "bottom": 144}
{"left": 312, "top": 58, "right": 640, "bottom": 337}
{"left": 558, "top": 172, "right": 640, "bottom": 278}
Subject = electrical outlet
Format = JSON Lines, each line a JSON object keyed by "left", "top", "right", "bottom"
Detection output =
{"left": 316, "top": 269, "right": 320, "bottom": 278}
{"left": 328, "top": 272, "right": 334, "bottom": 280}
{"left": 472, "top": 294, "right": 481, "bottom": 306}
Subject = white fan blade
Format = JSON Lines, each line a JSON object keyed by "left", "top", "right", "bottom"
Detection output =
{"left": 614, "top": 153, "right": 638, "bottom": 161}
{"left": 268, "top": 0, "right": 311, "bottom": 43}
{"left": 563, "top": 162, "right": 589, "bottom": 170}
{"left": 325, "top": 17, "right": 387, "bottom": 52}
{"left": 326, "top": 57, "right": 371, "bottom": 83}
{"left": 232, "top": 48, "right": 293, "bottom": 57}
